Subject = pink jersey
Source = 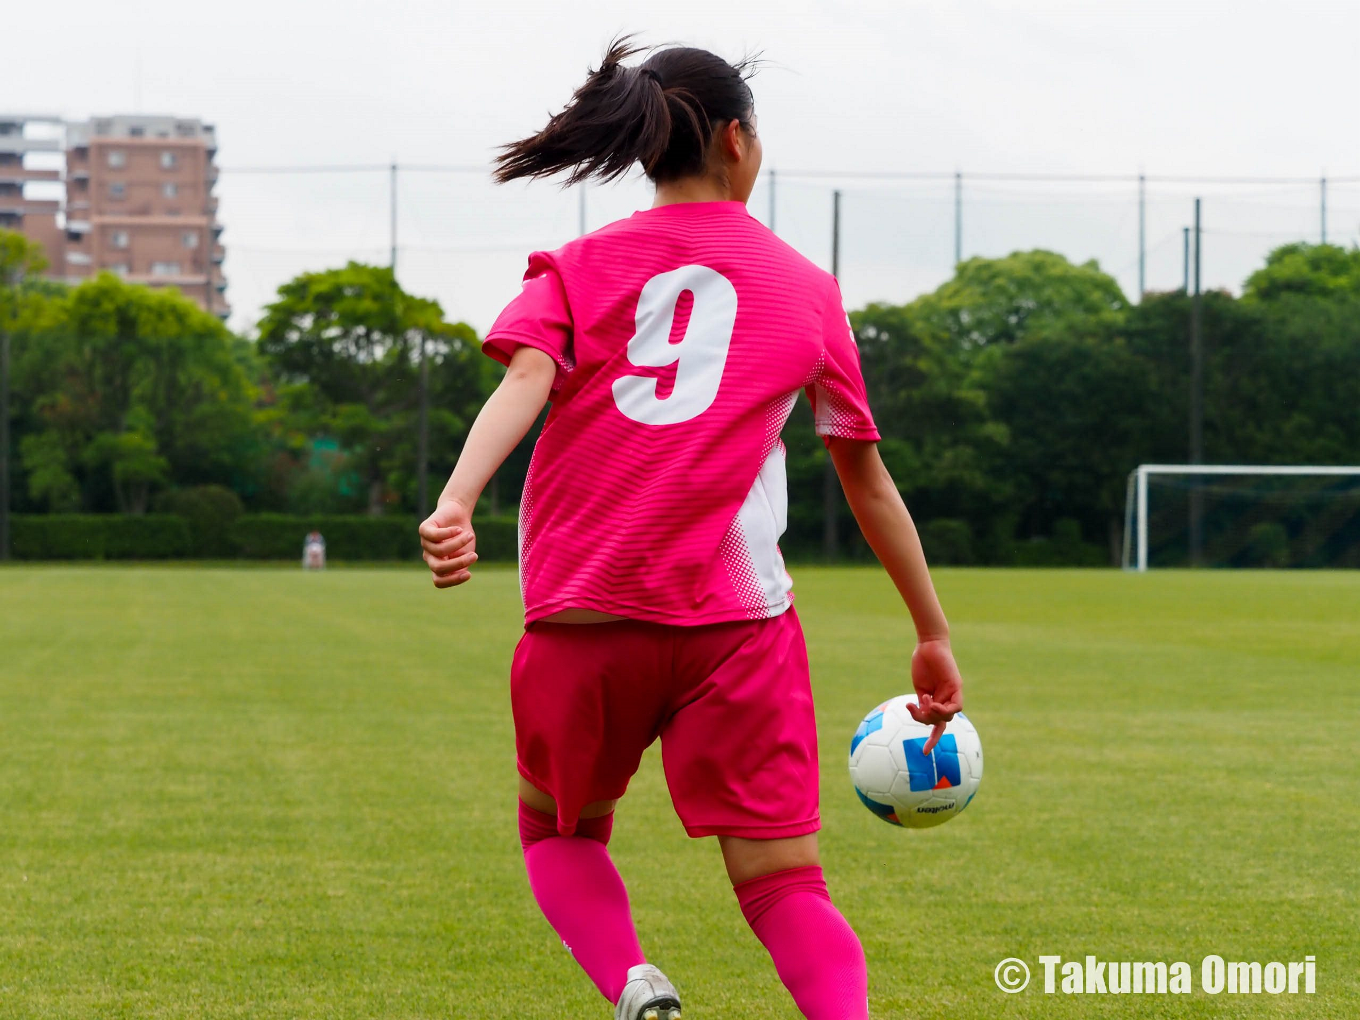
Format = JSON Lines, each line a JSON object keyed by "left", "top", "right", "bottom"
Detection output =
{"left": 483, "top": 200, "right": 879, "bottom": 626}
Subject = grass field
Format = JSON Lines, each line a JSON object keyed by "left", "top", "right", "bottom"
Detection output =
{"left": 1, "top": 565, "right": 1357, "bottom": 1019}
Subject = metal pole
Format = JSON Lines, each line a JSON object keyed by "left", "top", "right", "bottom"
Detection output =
{"left": 1189, "top": 198, "right": 1204, "bottom": 567}
{"left": 1321, "top": 175, "right": 1327, "bottom": 244}
{"left": 1136, "top": 467, "right": 1149, "bottom": 572}
{"left": 1182, "top": 227, "right": 1190, "bottom": 293}
{"left": 0, "top": 264, "right": 11, "bottom": 562}
{"left": 1121, "top": 470, "right": 1135, "bottom": 570}
{"left": 768, "top": 167, "right": 776, "bottom": 233}
{"left": 0, "top": 320, "right": 9, "bottom": 562}
{"left": 823, "top": 189, "right": 843, "bottom": 561}
{"left": 953, "top": 170, "right": 962, "bottom": 266}
{"left": 389, "top": 160, "right": 398, "bottom": 271}
{"left": 1137, "top": 173, "right": 1146, "bottom": 299}
{"left": 831, "top": 189, "right": 841, "bottom": 277}
{"left": 416, "top": 331, "right": 429, "bottom": 518}
{"left": 204, "top": 146, "right": 213, "bottom": 315}
{"left": 578, "top": 187, "right": 587, "bottom": 236}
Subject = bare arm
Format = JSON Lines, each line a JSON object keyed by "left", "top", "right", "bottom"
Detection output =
{"left": 417, "top": 346, "right": 557, "bottom": 588}
{"left": 829, "top": 437, "right": 964, "bottom": 750}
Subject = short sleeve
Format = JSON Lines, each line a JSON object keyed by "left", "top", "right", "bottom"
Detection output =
{"left": 806, "top": 280, "right": 880, "bottom": 443}
{"left": 482, "top": 252, "right": 574, "bottom": 391}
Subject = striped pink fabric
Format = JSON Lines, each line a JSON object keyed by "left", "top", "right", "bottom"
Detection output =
{"left": 483, "top": 200, "right": 879, "bottom": 626}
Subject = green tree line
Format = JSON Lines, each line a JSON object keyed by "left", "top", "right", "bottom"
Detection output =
{"left": 3, "top": 227, "right": 1358, "bottom": 564}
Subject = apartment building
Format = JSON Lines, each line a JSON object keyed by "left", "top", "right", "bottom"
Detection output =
{"left": 0, "top": 113, "right": 227, "bottom": 319}
{"left": 0, "top": 114, "right": 66, "bottom": 273}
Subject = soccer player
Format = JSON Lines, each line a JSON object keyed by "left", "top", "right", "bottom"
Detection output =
{"left": 418, "top": 38, "right": 964, "bottom": 1020}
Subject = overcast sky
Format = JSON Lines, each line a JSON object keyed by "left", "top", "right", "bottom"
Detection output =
{"left": 5, "top": 0, "right": 1359, "bottom": 333}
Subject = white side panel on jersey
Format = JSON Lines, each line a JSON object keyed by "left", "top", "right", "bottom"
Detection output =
{"left": 735, "top": 443, "right": 794, "bottom": 615}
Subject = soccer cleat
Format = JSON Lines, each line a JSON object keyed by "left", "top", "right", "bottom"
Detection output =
{"left": 613, "top": 963, "right": 682, "bottom": 1020}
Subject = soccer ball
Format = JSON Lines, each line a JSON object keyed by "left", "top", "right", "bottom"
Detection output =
{"left": 848, "top": 695, "right": 983, "bottom": 829}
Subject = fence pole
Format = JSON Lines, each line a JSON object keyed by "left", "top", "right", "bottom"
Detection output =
{"left": 417, "top": 329, "right": 430, "bottom": 518}
{"left": 823, "top": 189, "right": 843, "bottom": 560}
{"left": 579, "top": 187, "right": 587, "bottom": 236}
{"left": 389, "top": 161, "right": 397, "bottom": 271}
{"left": 953, "top": 170, "right": 962, "bottom": 266}
{"left": 1189, "top": 198, "right": 1205, "bottom": 567}
{"left": 1321, "top": 175, "right": 1327, "bottom": 244}
{"left": 0, "top": 313, "right": 9, "bottom": 562}
{"left": 1138, "top": 173, "right": 1146, "bottom": 299}
{"left": 1182, "top": 227, "right": 1190, "bottom": 292}
{"left": 768, "top": 167, "right": 776, "bottom": 233}
{"left": 832, "top": 190, "right": 841, "bottom": 277}
{"left": 204, "top": 153, "right": 214, "bottom": 315}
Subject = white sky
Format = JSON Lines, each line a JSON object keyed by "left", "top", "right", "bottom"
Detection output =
{"left": 5, "top": 0, "right": 1359, "bottom": 334}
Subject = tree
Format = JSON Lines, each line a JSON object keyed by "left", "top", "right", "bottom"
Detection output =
{"left": 823, "top": 251, "right": 1130, "bottom": 560}
{"left": 256, "top": 262, "right": 487, "bottom": 515}
{"left": 1, "top": 229, "right": 53, "bottom": 557}
{"left": 1242, "top": 243, "right": 1360, "bottom": 303}
{"left": 852, "top": 301, "right": 1010, "bottom": 544}
{"left": 14, "top": 273, "right": 257, "bottom": 513}
{"left": 982, "top": 331, "right": 1158, "bottom": 561}
{"left": 908, "top": 249, "right": 1129, "bottom": 351}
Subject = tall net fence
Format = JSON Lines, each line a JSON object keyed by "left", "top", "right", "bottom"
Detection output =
{"left": 215, "top": 166, "right": 1360, "bottom": 335}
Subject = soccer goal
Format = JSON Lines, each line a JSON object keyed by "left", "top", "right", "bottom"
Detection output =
{"left": 1122, "top": 465, "right": 1360, "bottom": 571}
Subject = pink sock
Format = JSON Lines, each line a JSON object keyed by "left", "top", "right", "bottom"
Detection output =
{"left": 735, "top": 865, "right": 868, "bottom": 1020}
{"left": 519, "top": 800, "right": 643, "bottom": 1003}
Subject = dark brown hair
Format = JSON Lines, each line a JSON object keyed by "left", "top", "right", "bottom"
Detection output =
{"left": 493, "top": 36, "right": 756, "bottom": 186}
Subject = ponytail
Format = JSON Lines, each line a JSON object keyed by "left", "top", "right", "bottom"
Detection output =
{"left": 493, "top": 35, "right": 755, "bottom": 186}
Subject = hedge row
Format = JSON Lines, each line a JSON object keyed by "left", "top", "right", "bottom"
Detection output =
{"left": 11, "top": 515, "right": 193, "bottom": 560}
{"left": 917, "top": 516, "right": 1107, "bottom": 567}
{"left": 10, "top": 512, "right": 1103, "bottom": 566}
{"left": 10, "top": 514, "right": 521, "bottom": 562}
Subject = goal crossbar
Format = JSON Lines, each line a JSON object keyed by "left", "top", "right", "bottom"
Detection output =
{"left": 1123, "top": 464, "right": 1360, "bottom": 571}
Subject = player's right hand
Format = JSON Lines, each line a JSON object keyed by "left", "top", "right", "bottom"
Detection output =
{"left": 419, "top": 500, "right": 477, "bottom": 588}
{"left": 908, "top": 637, "right": 964, "bottom": 754}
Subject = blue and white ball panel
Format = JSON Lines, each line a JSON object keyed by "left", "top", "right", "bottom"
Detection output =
{"left": 848, "top": 695, "right": 983, "bottom": 829}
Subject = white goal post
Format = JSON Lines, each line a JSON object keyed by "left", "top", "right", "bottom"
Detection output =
{"left": 1122, "top": 464, "right": 1360, "bottom": 572}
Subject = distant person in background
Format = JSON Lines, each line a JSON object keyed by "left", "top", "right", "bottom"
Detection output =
{"left": 302, "top": 530, "right": 326, "bottom": 570}
{"left": 418, "top": 36, "right": 963, "bottom": 1020}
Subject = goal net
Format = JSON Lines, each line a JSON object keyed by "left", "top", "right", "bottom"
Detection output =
{"left": 1123, "top": 465, "right": 1360, "bottom": 571}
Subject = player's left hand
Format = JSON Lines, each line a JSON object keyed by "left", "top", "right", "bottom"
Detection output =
{"left": 909, "top": 637, "right": 964, "bottom": 754}
{"left": 419, "top": 500, "right": 477, "bottom": 588}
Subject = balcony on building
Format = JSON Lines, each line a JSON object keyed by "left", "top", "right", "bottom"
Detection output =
{"left": 0, "top": 167, "right": 61, "bottom": 185}
{"left": 0, "top": 135, "right": 61, "bottom": 156}
{"left": 129, "top": 271, "right": 211, "bottom": 287}
{"left": 0, "top": 198, "right": 60, "bottom": 216}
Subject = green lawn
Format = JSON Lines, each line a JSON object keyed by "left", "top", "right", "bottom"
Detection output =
{"left": 1, "top": 565, "right": 1357, "bottom": 1019}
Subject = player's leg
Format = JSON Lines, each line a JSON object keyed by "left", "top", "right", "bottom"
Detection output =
{"left": 511, "top": 621, "right": 678, "bottom": 1012}
{"left": 720, "top": 833, "right": 867, "bottom": 1020}
{"left": 662, "top": 609, "right": 868, "bottom": 1020}
{"left": 717, "top": 830, "right": 819, "bottom": 885}
{"left": 517, "top": 778, "right": 646, "bottom": 1003}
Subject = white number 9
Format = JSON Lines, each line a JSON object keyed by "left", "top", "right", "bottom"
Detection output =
{"left": 612, "top": 264, "right": 737, "bottom": 425}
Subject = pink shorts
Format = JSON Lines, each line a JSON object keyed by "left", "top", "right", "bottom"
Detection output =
{"left": 510, "top": 607, "right": 820, "bottom": 840}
